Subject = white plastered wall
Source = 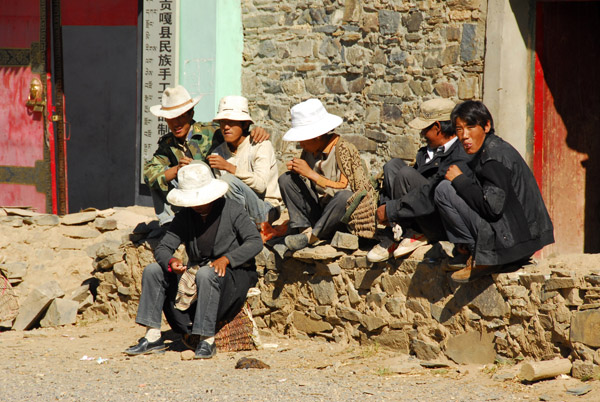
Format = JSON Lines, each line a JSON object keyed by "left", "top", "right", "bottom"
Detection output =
{"left": 483, "top": 0, "right": 533, "bottom": 163}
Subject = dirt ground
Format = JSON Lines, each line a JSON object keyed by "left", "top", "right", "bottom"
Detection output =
{"left": 0, "top": 319, "right": 596, "bottom": 402}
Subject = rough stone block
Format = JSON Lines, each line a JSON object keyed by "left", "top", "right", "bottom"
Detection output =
{"left": 94, "top": 218, "right": 117, "bottom": 232}
{"left": 0, "top": 262, "right": 27, "bottom": 284}
{"left": 244, "top": 14, "right": 280, "bottom": 29}
{"left": 406, "top": 298, "right": 430, "bottom": 318}
{"left": 403, "top": 12, "right": 423, "bottom": 32}
{"left": 382, "top": 104, "right": 403, "bottom": 124}
{"left": 366, "top": 292, "right": 386, "bottom": 307}
{"left": 460, "top": 23, "right": 478, "bottom": 62}
{"left": 571, "top": 360, "right": 599, "bottom": 380}
{"left": 330, "top": 232, "right": 359, "bottom": 250}
{"left": 361, "top": 12, "right": 378, "bottom": 33}
{"left": 434, "top": 82, "right": 456, "bottom": 98}
{"left": 291, "top": 311, "right": 332, "bottom": 334}
{"left": 360, "top": 314, "right": 386, "bottom": 332}
{"left": 32, "top": 215, "right": 60, "bottom": 226}
{"left": 282, "top": 78, "right": 305, "bottom": 96}
{"left": 292, "top": 245, "right": 343, "bottom": 260}
{"left": 570, "top": 310, "right": 600, "bottom": 347}
{"left": 336, "top": 306, "right": 361, "bottom": 322}
{"left": 68, "top": 285, "right": 91, "bottom": 303}
{"left": 354, "top": 269, "right": 384, "bottom": 290}
{"left": 455, "top": 278, "right": 510, "bottom": 318}
{"left": 40, "top": 298, "right": 78, "bottom": 327}
{"left": 13, "top": 281, "right": 65, "bottom": 331}
{"left": 96, "top": 242, "right": 121, "bottom": 260}
{"left": 545, "top": 277, "right": 577, "bottom": 291}
{"left": 309, "top": 276, "right": 336, "bottom": 305}
{"left": 61, "top": 225, "right": 100, "bottom": 239}
{"left": 519, "top": 273, "right": 547, "bottom": 289}
{"left": 378, "top": 10, "right": 400, "bottom": 35}
{"left": 315, "top": 262, "right": 341, "bottom": 276}
{"left": 372, "top": 330, "right": 409, "bottom": 352}
{"left": 343, "top": 135, "right": 377, "bottom": 152}
{"left": 61, "top": 211, "right": 96, "bottom": 225}
{"left": 412, "top": 339, "right": 441, "bottom": 361}
{"left": 445, "top": 331, "right": 496, "bottom": 364}
{"left": 324, "top": 76, "right": 348, "bottom": 94}
{"left": 258, "top": 40, "right": 276, "bottom": 58}
{"left": 98, "top": 253, "right": 124, "bottom": 270}
{"left": 385, "top": 298, "right": 403, "bottom": 317}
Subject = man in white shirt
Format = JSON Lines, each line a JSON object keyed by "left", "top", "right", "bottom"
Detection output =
{"left": 368, "top": 98, "right": 472, "bottom": 262}
{"left": 207, "top": 96, "right": 282, "bottom": 239}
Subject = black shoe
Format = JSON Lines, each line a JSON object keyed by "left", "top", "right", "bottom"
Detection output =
{"left": 284, "top": 233, "right": 309, "bottom": 251}
{"left": 194, "top": 340, "right": 217, "bottom": 359}
{"left": 124, "top": 337, "right": 167, "bottom": 356}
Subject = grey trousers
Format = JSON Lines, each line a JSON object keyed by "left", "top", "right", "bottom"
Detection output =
{"left": 135, "top": 263, "right": 227, "bottom": 337}
{"left": 433, "top": 180, "right": 483, "bottom": 246}
{"left": 219, "top": 173, "right": 275, "bottom": 224}
{"left": 382, "top": 158, "right": 447, "bottom": 242}
{"left": 278, "top": 171, "right": 352, "bottom": 239}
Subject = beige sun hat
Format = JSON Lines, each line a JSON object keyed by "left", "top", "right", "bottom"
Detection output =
{"left": 150, "top": 85, "right": 202, "bottom": 119}
{"left": 213, "top": 95, "right": 254, "bottom": 123}
{"left": 283, "top": 99, "right": 343, "bottom": 142}
{"left": 166, "top": 162, "right": 229, "bottom": 207}
{"left": 408, "top": 98, "right": 456, "bottom": 130}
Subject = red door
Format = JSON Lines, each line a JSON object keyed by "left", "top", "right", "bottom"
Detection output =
{"left": 534, "top": 1, "right": 600, "bottom": 254}
{"left": 0, "top": 0, "right": 55, "bottom": 213}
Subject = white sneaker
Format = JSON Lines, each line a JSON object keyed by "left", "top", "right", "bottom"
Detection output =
{"left": 367, "top": 244, "right": 391, "bottom": 262}
{"left": 393, "top": 231, "right": 428, "bottom": 258}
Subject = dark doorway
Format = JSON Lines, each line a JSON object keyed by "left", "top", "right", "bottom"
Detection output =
{"left": 534, "top": 1, "right": 600, "bottom": 254}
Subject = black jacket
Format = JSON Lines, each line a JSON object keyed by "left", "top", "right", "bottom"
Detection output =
{"left": 386, "top": 138, "right": 472, "bottom": 221}
{"left": 452, "top": 134, "right": 554, "bottom": 265}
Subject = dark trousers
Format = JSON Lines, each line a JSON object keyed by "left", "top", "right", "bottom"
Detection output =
{"left": 135, "top": 263, "right": 257, "bottom": 336}
{"left": 278, "top": 171, "right": 352, "bottom": 239}
{"left": 381, "top": 158, "right": 447, "bottom": 242}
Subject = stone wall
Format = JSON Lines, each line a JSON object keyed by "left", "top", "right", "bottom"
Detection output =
{"left": 241, "top": 0, "right": 486, "bottom": 170}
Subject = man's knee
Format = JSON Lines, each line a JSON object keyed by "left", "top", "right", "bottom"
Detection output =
{"left": 434, "top": 180, "right": 454, "bottom": 204}
{"left": 195, "top": 266, "right": 218, "bottom": 285}
{"left": 383, "top": 158, "right": 408, "bottom": 176}
{"left": 142, "top": 262, "right": 164, "bottom": 282}
{"left": 278, "top": 171, "right": 293, "bottom": 189}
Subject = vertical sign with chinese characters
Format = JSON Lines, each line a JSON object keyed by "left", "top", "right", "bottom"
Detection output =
{"left": 141, "top": 0, "right": 179, "bottom": 179}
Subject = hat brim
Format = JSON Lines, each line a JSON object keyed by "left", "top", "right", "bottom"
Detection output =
{"left": 408, "top": 117, "right": 435, "bottom": 130}
{"left": 150, "top": 96, "right": 202, "bottom": 119}
{"left": 166, "top": 179, "right": 229, "bottom": 207}
{"left": 283, "top": 114, "right": 343, "bottom": 142}
{"left": 213, "top": 110, "right": 254, "bottom": 124}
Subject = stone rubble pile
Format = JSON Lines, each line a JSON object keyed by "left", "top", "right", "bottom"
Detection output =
{"left": 0, "top": 206, "right": 154, "bottom": 330}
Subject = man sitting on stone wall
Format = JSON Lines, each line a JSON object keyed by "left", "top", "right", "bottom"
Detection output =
{"left": 367, "top": 98, "right": 472, "bottom": 262}
{"left": 279, "top": 99, "right": 377, "bottom": 251}
{"left": 144, "top": 85, "right": 270, "bottom": 227}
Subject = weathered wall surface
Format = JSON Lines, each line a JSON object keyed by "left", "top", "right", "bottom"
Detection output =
{"left": 240, "top": 0, "right": 486, "bottom": 170}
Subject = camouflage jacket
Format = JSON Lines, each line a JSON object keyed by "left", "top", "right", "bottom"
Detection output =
{"left": 143, "top": 121, "right": 223, "bottom": 191}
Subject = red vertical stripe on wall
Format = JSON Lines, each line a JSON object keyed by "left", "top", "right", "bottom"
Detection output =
{"left": 61, "top": 0, "right": 138, "bottom": 26}
{"left": 533, "top": 3, "right": 544, "bottom": 192}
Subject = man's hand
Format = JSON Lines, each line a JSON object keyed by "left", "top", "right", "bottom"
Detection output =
{"left": 169, "top": 258, "right": 187, "bottom": 275}
{"left": 250, "top": 127, "right": 270, "bottom": 143}
{"left": 178, "top": 156, "right": 192, "bottom": 170}
{"left": 445, "top": 164, "right": 463, "bottom": 182}
{"left": 286, "top": 158, "right": 314, "bottom": 179}
{"left": 376, "top": 205, "right": 389, "bottom": 226}
{"left": 210, "top": 256, "right": 230, "bottom": 277}
{"left": 207, "top": 154, "right": 236, "bottom": 174}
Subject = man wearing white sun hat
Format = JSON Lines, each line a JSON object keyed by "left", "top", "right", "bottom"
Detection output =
{"left": 144, "top": 85, "right": 270, "bottom": 227}
{"left": 279, "top": 99, "right": 377, "bottom": 251}
{"left": 207, "top": 95, "right": 282, "bottom": 240}
{"left": 125, "top": 162, "right": 262, "bottom": 359}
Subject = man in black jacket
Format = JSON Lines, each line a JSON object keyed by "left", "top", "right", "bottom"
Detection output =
{"left": 368, "top": 98, "right": 472, "bottom": 262}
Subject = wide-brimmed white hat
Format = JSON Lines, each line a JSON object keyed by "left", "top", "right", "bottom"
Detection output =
{"left": 166, "top": 162, "right": 229, "bottom": 207}
{"left": 283, "top": 99, "right": 343, "bottom": 142}
{"left": 150, "top": 85, "right": 202, "bottom": 119}
{"left": 408, "top": 98, "right": 456, "bottom": 130}
{"left": 213, "top": 95, "right": 254, "bottom": 123}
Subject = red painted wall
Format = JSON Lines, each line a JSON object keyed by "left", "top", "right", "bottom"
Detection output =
{"left": 61, "top": 0, "right": 138, "bottom": 26}
{"left": 0, "top": 0, "right": 40, "bottom": 48}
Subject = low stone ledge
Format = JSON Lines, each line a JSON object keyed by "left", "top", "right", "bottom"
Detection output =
{"left": 89, "top": 231, "right": 600, "bottom": 371}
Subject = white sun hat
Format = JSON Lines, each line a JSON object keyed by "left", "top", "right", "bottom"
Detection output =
{"left": 283, "top": 98, "right": 343, "bottom": 142}
{"left": 150, "top": 85, "right": 202, "bottom": 119}
{"left": 213, "top": 95, "right": 254, "bottom": 123}
{"left": 166, "top": 162, "right": 229, "bottom": 207}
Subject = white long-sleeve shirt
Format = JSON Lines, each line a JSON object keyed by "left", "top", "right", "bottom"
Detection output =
{"left": 212, "top": 136, "right": 282, "bottom": 207}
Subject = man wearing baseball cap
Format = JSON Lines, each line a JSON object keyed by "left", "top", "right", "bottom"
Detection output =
{"left": 144, "top": 85, "right": 270, "bottom": 226}
{"left": 367, "top": 98, "right": 472, "bottom": 262}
